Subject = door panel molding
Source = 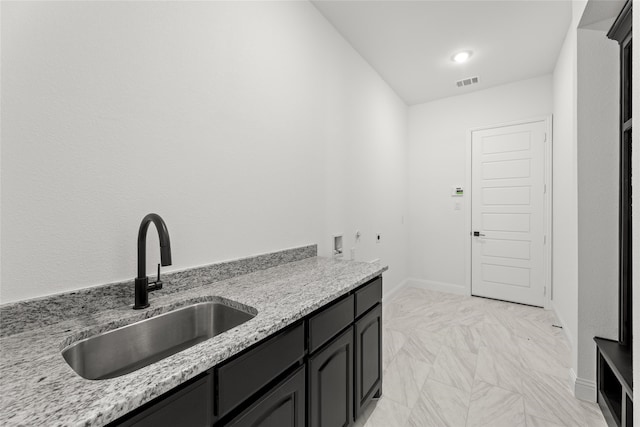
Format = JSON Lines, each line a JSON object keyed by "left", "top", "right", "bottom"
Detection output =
{"left": 464, "top": 115, "right": 552, "bottom": 308}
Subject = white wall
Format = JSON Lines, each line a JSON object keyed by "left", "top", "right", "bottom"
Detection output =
{"left": 1, "top": 1, "right": 408, "bottom": 303}
{"left": 407, "top": 75, "right": 553, "bottom": 292}
{"left": 552, "top": 0, "right": 620, "bottom": 401}
{"left": 551, "top": 4, "right": 580, "bottom": 371}
{"left": 320, "top": 20, "right": 409, "bottom": 292}
{"left": 575, "top": 25, "right": 619, "bottom": 399}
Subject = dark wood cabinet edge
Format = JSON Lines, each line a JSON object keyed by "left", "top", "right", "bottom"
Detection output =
{"left": 597, "top": 8, "right": 633, "bottom": 425}
{"left": 217, "top": 320, "right": 306, "bottom": 373}
{"left": 106, "top": 371, "right": 213, "bottom": 427}
{"left": 308, "top": 295, "right": 355, "bottom": 354}
{"left": 307, "top": 327, "right": 355, "bottom": 427}
{"left": 304, "top": 275, "right": 382, "bottom": 320}
{"left": 355, "top": 303, "right": 382, "bottom": 417}
{"left": 308, "top": 322, "right": 354, "bottom": 358}
{"left": 215, "top": 274, "right": 382, "bottom": 425}
{"left": 218, "top": 274, "right": 381, "bottom": 372}
{"left": 595, "top": 338, "right": 633, "bottom": 397}
{"left": 306, "top": 276, "right": 383, "bottom": 357}
{"left": 110, "top": 274, "right": 384, "bottom": 426}
{"left": 607, "top": 0, "right": 634, "bottom": 351}
{"left": 355, "top": 277, "right": 382, "bottom": 318}
{"left": 214, "top": 322, "right": 305, "bottom": 421}
{"left": 225, "top": 365, "right": 306, "bottom": 427}
{"left": 355, "top": 299, "right": 382, "bottom": 321}
{"left": 598, "top": 390, "right": 622, "bottom": 427}
{"left": 215, "top": 361, "right": 305, "bottom": 426}
{"left": 354, "top": 276, "right": 383, "bottom": 292}
{"left": 607, "top": 0, "right": 632, "bottom": 43}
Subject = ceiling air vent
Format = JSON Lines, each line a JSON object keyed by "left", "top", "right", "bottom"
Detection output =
{"left": 456, "top": 76, "right": 479, "bottom": 88}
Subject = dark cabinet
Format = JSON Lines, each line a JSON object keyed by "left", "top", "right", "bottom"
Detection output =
{"left": 597, "top": 2, "right": 634, "bottom": 427}
{"left": 354, "top": 304, "right": 382, "bottom": 418}
{"left": 308, "top": 327, "right": 354, "bottom": 427}
{"left": 354, "top": 277, "right": 381, "bottom": 318}
{"left": 306, "top": 276, "right": 383, "bottom": 427}
{"left": 215, "top": 323, "right": 305, "bottom": 421}
{"left": 109, "top": 372, "right": 213, "bottom": 427}
{"left": 607, "top": 0, "right": 633, "bottom": 352}
{"left": 110, "top": 276, "right": 383, "bottom": 427}
{"left": 308, "top": 295, "right": 354, "bottom": 353}
{"left": 227, "top": 366, "right": 306, "bottom": 427}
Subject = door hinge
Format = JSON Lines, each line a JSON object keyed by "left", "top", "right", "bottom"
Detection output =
{"left": 544, "top": 133, "right": 547, "bottom": 142}
{"left": 544, "top": 286, "right": 547, "bottom": 296}
{"left": 544, "top": 184, "right": 547, "bottom": 193}
{"left": 544, "top": 235, "right": 547, "bottom": 244}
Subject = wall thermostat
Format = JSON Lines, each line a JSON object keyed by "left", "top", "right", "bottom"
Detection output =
{"left": 451, "top": 186, "right": 464, "bottom": 197}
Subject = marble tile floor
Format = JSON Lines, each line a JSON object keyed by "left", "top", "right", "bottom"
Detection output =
{"left": 355, "top": 286, "right": 607, "bottom": 427}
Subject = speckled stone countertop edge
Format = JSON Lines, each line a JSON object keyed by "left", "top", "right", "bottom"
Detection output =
{"left": 0, "top": 254, "right": 387, "bottom": 427}
{"left": 0, "top": 244, "right": 317, "bottom": 337}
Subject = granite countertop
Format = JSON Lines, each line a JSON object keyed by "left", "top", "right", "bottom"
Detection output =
{"left": 0, "top": 247, "right": 386, "bottom": 427}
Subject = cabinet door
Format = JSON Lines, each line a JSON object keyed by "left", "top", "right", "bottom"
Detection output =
{"left": 308, "top": 328, "right": 354, "bottom": 427}
{"left": 227, "top": 366, "right": 306, "bottom": 427}
{"left": 355, "top": 304, "right": 382, "bottom": 418}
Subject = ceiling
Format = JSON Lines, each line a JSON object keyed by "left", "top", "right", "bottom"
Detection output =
{"left": 579, "top": 0, "right": 626, "bottom": 30}
{"left": 312, "top": 1, "right": 573, "bottom": 105}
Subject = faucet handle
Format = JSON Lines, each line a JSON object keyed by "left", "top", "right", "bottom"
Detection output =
{"left": 148, "top": 264, "right": 163, "bottom": 291}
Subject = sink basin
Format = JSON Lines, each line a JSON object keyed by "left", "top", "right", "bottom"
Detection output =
{"left": 62, "top": 301, "right": 256, "bottom": 380}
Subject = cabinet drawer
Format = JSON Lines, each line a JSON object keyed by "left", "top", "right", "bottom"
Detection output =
{"left": 355, "top": 277, "right": 382, "bottom": 318}
{"left": 308, "top": 294, "right": 354, "bottom": 354}
{"left": 227, "top": 366, "right": 306, "bottom": 427}
{"left": 215, "top": 322, "right": 305, "bottom": 419}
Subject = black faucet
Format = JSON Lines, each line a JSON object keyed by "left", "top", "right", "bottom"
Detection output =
{"left": 134, "top": 213, "right": 172, "bottom": 309}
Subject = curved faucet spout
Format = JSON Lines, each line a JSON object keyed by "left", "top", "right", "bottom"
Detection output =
{"left": 134, "top": 213, "right": 172, "bottom": 309}
{"left": 137, "top": 213, "right": 172, "bottom": 279}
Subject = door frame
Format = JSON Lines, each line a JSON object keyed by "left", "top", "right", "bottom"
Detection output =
{"left": 464, "top": 115, "right": 553, "bottom": 309}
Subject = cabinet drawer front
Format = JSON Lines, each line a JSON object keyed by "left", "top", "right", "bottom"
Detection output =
{"left": 216, "top": 322, "right": 305, "bottom": 419}
{"left": 308, "top": 294, "right": 355, "bottom": 354}
{"left": 228, "top": 366, "right": 306, "bottom": 427}
{"left": 355, "top": 277, "right": 382, "bottom": 318}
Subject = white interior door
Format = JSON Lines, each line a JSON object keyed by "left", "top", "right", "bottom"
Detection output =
{"left": 471, "top": 120, "right": 547, "bottom": 307}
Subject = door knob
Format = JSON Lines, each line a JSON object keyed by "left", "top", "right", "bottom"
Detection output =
{"left": 473, "top": 231, "right": 486, "bottom": 237}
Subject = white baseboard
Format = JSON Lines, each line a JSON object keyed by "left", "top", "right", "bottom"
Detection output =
{"left": 406, "top": 278, "right": 468, "bottom": 296}
{"left": 548, "top": 302, "right": 585, "bottom": 401}
{"left": 383, "top": 279, "right": 409, "bottom": 303}
{"left": 570, "top": 369, "right": 597, "bottom": 402}
{"left": 548, "top": 301, "right": 575, "bottom": 351}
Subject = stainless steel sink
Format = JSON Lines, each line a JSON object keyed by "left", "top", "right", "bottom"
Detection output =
{"left": 62, "top": 301, "right": 256, "bottom": 380}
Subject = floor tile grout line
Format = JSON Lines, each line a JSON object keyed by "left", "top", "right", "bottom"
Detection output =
{"left": 463, "top": 337, "right": 481, "bottom": 427}
{"left": 378, "top": 288, "right": 604, "bottom": 427}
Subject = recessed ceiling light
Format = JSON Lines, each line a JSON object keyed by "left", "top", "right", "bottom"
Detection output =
{"left": 452, "top": 51, "right": 472, "bottom": 63}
